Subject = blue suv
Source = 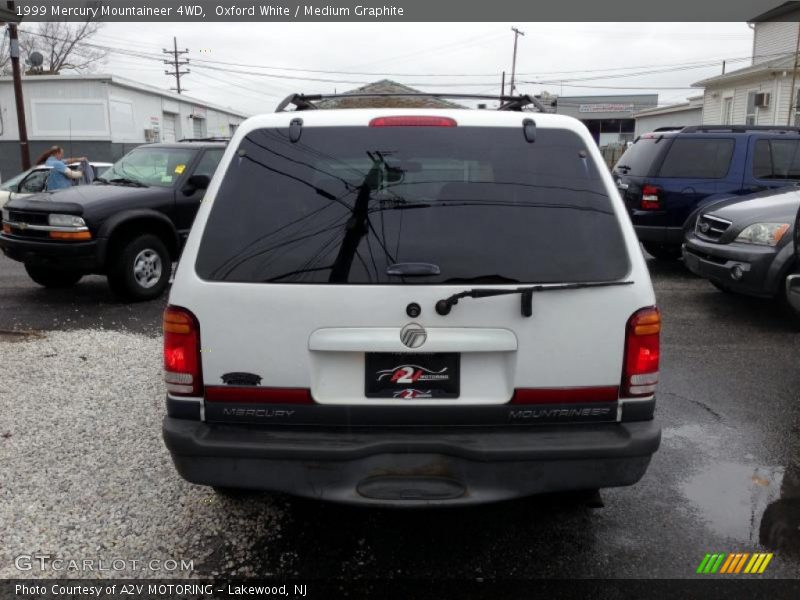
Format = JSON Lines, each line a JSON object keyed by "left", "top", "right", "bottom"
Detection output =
{"left": 613, "top": 125, "right": 800, "bottom": 260}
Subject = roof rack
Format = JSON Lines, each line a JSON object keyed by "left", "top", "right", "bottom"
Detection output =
{"left": 275, "top": 93, "right": 547, "bottom": 113}
{"left": 680, "top": 125, "right": 800, "bottom": 133}
{"left": 175, "top": 137, "right": 231, "bottom": 143}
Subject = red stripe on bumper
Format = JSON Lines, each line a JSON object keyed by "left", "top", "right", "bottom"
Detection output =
{"left": 205, "top": 386, "right": 313, "bottom": 404}
{"left": 511, "top": 386, "right": 619, "bottom": 404}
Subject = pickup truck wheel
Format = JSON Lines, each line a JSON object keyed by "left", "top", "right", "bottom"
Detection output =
{"left": 107, "top": 234, "right": 170, "bottom": 301}
{"left": 24, "top": 264, "right": 83, "bottom": 288}
{"left": 642, "top": 242, "right": 682, "bottom": 261}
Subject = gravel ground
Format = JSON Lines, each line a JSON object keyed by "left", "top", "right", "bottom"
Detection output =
{"left": 0, "top": 329, "right": 283, "bottom": 579}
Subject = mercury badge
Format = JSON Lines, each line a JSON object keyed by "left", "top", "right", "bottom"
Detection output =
{"left": 400, "top": 323, "right": 427, "bottom": 349}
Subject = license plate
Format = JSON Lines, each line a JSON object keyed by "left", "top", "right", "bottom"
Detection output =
{"left": 365, "top": 353, "right": 460, "bottom": 399}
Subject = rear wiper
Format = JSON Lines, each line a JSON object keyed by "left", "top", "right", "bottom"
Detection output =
{"left": 109, "top": 177, "right": 147, "bottom": 187}
{"left": 435, "top": 280, "right": 635, "bottom": 318}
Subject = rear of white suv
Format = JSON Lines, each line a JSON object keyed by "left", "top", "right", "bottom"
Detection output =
{"left": 162, "top": 107, "right": 661, "bottom": 506}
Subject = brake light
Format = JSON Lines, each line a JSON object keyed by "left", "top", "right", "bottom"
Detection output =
{"left": 622, "top": 307, "right": 660, "bottom": 397}
{"left": 369, "top": 116, "right": 457, "bottom": 127}
{"left": 163, "top": 306, "right": 202, "bottom": 396}
{"left": 205, "top": 386, "right": 313, "bottom": 404}
{"left": 641, "top": 185, "right": 661, "bottom": 210}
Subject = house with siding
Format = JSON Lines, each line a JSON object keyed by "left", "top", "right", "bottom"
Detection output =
{"left": 693, "top": 2, "right": 800, "bottom": 126}
{"left": 633, "top": 95, "right": 704, "bottom": 136}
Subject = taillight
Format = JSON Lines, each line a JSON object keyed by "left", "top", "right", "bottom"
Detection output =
{"left": 369, "top": 116, "right": 457, "bottom": 127}
{"left": 622, "top": 307, "right": 660, "bottom": 397}
{"left": 640, "top": 184, "right": 661, "bottom": 210}
{"left": 163, "top": 306, "right": 202, "bottom": 396}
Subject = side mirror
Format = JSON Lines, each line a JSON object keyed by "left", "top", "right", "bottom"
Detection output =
{"left": 183, "top": 174, "right": 210, "bottom": 195}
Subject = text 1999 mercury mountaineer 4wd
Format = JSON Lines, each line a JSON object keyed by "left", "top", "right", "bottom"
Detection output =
{"left": 162, "top": 95, "right": 662, "bottom": 506}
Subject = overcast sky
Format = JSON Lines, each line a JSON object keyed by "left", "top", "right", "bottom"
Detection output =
{"left": 84, "top": 22, "right": 754, "bottom": 115}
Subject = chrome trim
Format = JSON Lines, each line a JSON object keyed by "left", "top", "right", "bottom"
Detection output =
{"left": 3, "top": 220, "right": 88, "bottom": 233}
{"left": 700, "top": 214, "right": 732, "bottom": 227}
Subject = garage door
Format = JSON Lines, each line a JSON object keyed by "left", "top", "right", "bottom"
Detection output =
{"left": 162, "top": 113, "right": 176, "bottom": 143}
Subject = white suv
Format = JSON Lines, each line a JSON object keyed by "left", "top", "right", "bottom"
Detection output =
{"left": 162, "top": 98, "right": 661, "bottom": 506}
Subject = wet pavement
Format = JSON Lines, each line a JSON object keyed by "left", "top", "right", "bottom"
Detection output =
{"left": 1, "top": 252, "right": 799, "bottom": 578}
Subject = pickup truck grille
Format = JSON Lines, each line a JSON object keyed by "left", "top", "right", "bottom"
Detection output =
{"left": 5, "top": 210, "right": 49, "bottom": 226}
{"left": 695, "top": 214, "right": 731, "bottom": 242}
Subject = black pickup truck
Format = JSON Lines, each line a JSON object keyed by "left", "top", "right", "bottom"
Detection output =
{"left": 0, "top": 141, "right": 226, "bottom": 301}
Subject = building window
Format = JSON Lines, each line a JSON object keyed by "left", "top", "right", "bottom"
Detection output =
{"left": 746, "top": 91, "right": 758, "bottom": 125}
{"left": 722, "top": 97, "right": 733, "bottom": 125}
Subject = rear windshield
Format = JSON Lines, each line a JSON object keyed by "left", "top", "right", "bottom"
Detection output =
{"left": 195, "top": 126, "right": 630, "bottom": 284}
{"left": 614, "top": 136, "right": 668, "bottom": 176}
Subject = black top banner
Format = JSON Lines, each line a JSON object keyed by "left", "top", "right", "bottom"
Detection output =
{"left": 6, "top": 0, "right": 796, "bottom": 22}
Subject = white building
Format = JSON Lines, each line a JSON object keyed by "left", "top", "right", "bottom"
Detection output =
{"left": 0, "top": 73, "right": 248, "bottom": 176}
{"left": 633, "top": 96, "right": 704, "bottom": 137}
{"left": 693, "top": 3, "right": 800, "bottom": 126}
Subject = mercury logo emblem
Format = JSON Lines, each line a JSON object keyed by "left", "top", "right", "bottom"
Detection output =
{"left": 400, "top": 323, "right": 427, "bottom": 349}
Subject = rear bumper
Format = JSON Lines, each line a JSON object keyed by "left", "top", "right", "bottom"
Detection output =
{"left": 0, "top": 233, "right": 102, "bottom": 272}
{"left": 634, "top": 224, "right": 684, "bottom": 245}
{"left": 682, "top": 238, "right": 784, "bottom": 297}
{"left": 163, "top": 417, "right": 661, "bottom": 506}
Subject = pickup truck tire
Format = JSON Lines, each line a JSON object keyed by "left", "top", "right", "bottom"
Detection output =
{"left": 24, "top": 264, "right": 83, "bottom": 288}
{"left": 107, "top": 233, "right": 170, "bottom": 301}
{"left": 642, "top": 242, "right": 683, "bottom": 261}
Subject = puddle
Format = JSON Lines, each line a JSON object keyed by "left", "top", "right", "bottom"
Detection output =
{"left": 0, "top": 329, "right": 44, "bottom": 343}
{"left": 681, "top": 461, "right": 784, "bottom": 544}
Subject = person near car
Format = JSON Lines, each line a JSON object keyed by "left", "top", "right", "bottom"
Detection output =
{"left": 34, "top": 146, "right": 87, "bottom": 191}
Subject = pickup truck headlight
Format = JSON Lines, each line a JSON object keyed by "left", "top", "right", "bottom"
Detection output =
{"left": 1, "top": 209, "right": 9, "bottom": 222}
{"left": 48, "top": 214, "right": 86, "bottom": 228}
{"left": 735, "top": 222, "right": 790, "bottom": 246}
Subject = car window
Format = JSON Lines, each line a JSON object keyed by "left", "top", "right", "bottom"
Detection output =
{"left": 19, "top": 169, "right": 50, "bottom": 193}
{"left": 613, "top": 136, "right": 668, "bottom": 176}
{"left": 196, "top": 126, "right": 630, "bottom": 285}
{"left": 0, "top": 167, "right": 34, "bottom": 191}
{"left": 753, "top": 139, "right": 800, "bottom": 180}
{"left": 103, "top": 148, "right": 196, "bottom": 187}
{"left": 657, "top": 138, "right": 734, "bottom": 179}
{"left": 192, "top": 149, "right": 225, "bottom": 178}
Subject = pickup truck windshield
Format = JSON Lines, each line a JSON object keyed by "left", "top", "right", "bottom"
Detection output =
{"left": 196, "top": 126, "right": 630, "bottom": 284}
{"left": 103, "top": 148, "right": 195, "bottom": 188}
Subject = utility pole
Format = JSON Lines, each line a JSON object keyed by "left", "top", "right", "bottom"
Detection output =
{"left": 163, "top": 37, "right": 189, "bottom": 94}
{"left": 6, "top": 3, "right": 30, "bottom": 170}
{"left": 509, "top": 27, "right": 525, "bottom": 96}
{"left": 500, "top": 71, "right": 505, "bottom": 98}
